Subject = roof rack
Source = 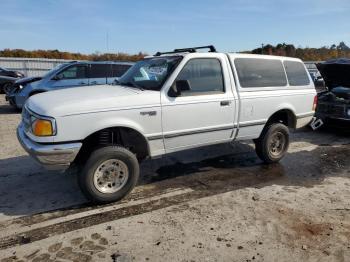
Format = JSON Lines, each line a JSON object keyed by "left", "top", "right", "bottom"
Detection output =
{"left": 154, "top": 45, "right": 217, "bottom": 56}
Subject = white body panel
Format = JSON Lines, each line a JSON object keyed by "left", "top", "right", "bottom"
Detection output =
{"left": 160, "top": 53, "right": 238, "bottom": 153}
{"left": 227, "top": 54, "right": 316, "bottom": 140}
{"left": 22, "top": 53, "right": 317, "bottom": 161}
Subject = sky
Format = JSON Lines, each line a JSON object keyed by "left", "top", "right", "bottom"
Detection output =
{"left": 1, "top": 0, "right": 350, "bottom": 55}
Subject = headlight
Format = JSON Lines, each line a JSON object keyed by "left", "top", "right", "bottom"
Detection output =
{"left": 30, "top": 115, "right": 56, "bottom": 136}
{"left": 347, "top": 108, "right": 350, "bottom": 117}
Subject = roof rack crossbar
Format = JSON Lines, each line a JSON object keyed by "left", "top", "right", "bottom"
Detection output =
{"left": 154, "top": 45, "right": 216, "bottom": 56}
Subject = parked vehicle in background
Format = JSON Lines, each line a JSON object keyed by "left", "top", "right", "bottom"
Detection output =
{"left": 6, "top": 61, "right": 134, "bottom": 109}
{"left": 17, "top": 46, "right": 316, "bottom": 204}
{"left": 304, "top": 62, "right": 325, "bottom": 91}
{"left": 315, "top": 58, "right": 350, "bottom": 125}
{"left": 0, "top": 67, "right": 24, "bottom": 93}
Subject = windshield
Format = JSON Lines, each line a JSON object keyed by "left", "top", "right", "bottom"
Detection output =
{"left": 43, "top": 63, "right": 68, "bottom": 78}
{"left": 118, "top": 56, "right": 182, "bottom": 90}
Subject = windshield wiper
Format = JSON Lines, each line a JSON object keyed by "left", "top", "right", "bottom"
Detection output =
{"left": 120, "top": 81, "right": 144, "bottom": 91}
{"left": 112, "top": 79, "right": 120, "bottom": 85}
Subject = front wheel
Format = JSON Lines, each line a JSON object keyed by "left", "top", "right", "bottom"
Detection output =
{"left": 2, "top": 82, "right": 13, "bottom": 94}
{"left": 254, "top": 123, "right": 289, "bottom": 164}
{"left": 78, "top": 146, "right": 139, "bottom": 204}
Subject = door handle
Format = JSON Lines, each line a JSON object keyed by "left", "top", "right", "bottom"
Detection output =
{"left": 79, "top": 82, "right": 87, "bottom": 85}
{"left": 220, "top": 101, "right": 230, "bottom": 106}
{"left": 90, "top": 81, "right": 97, "bottom": 85}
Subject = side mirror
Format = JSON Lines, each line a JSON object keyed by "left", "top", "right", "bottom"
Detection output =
{"left": 168, "top": 80, "right": 191, "bottom": 97}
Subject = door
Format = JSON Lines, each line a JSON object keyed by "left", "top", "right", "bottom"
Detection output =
{"left": 50, "top": 64, "right": 88, "bottom": 89}
{"left": 161, "top": 55, "right": 236, "bottom": 152}
{"left": 88, "top": 64, "right": 108, "bottom": 85}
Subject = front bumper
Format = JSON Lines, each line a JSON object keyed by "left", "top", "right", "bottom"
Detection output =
{"left": 5, "top": 93, "right": 25, "bottom": 109}
{"left": 5, "top": 94, "right": 16, "bottom": 106}
{"left": 17, "top": 124, "right": 82, "bottom": 170}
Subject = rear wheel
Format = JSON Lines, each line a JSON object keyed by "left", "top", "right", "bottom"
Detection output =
{"left": 254, "top": 123, "right": 289, "bottom": 164}
{"left": 78, "top": 146, "right": 139, "bottom": 204}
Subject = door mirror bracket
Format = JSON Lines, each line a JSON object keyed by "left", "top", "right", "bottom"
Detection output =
{"left": 168, "top": 80, "right": 191, "bottom": 97}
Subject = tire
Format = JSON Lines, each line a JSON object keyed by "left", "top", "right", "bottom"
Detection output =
{"left": 1, "top": 82, "right": 13, "bottom": 94}
{"left": 78, "top": 146, "right": 139, "bottom": 204}
{"left": 254, "top": 123, "right": 289, "bottom": 164}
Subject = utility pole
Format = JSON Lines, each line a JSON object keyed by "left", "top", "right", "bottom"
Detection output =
{"left": 106, "top": 31, "right": 109, "bottom": 54}
{"left": 261, "top": 43, "right": 264, "bottom": 54}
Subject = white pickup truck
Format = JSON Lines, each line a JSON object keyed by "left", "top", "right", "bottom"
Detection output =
{"left": 17, "top": 46, "right": 317, "bottom": 203}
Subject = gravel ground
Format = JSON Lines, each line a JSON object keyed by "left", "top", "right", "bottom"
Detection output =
{"left": 0, "top": 94, "right": 349, "bottom": 262}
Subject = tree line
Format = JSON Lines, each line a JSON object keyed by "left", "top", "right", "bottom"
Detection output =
{"left": 249, "top": 42, "right": 350, "bottom": 61}
{"left": 1, "top": 42, "right": 350, "bottom": 61}
{"left": 0, "top": 49, "right": 146, "bottom": 62}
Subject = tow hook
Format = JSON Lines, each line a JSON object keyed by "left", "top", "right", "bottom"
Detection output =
{"left": 310, "top": 117, "right": 324, "bottom": 130}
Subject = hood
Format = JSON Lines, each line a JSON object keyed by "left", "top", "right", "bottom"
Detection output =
{"left": 26, "top": 85, "right": 160, "bottom": 117}
{"left": 15, "top": 76, "right": 42, "bottom": 85}
{"left": 317, "top": 58, "right": 350, "bottom": 90}
{"left": 0, "top": 75, "right": 17, "bottom": 82}
{"left": 0, "top": 70, "right": 23, "bottom": 78}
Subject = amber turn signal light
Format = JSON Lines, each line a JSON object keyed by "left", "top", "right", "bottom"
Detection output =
{"left": 32, "top": 119, "right": 53, "bottom": 136}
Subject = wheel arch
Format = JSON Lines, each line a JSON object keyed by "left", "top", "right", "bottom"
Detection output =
{"left": 75, "top": 125, "right": 151, "bottom": 164}
{"left": 266, "top": 108, "right": 297, "bottom": 129}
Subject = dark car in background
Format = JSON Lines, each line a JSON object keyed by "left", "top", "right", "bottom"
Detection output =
{"left": 6, "top": 61, "right": 134, "bottom": 109}
{"left": 0, "top": 67, "right": 24, "bottom": 93}
{"left": 315, "top": 58, "right": 350, "bottom": 125}
{"left": 304, "top": 62, "right": 325, "bottom": 91}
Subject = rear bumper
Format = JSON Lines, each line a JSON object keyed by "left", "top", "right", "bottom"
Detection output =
{"left": 315, "top": 112, "right": 350, "bottom": 122}
{"left": 316, "top": 102, "right": 350, "bottom": 121}
{"left": 17, "top": 124, "right": 82, "bottom": 170}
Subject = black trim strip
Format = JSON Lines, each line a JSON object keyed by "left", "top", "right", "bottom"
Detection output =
{"left": 37, "top": 140, "right": 82, "bottom": 145}
{"left": 239, "top": 120, "right": 267, "bottom": 127}
{"left": 148, "top": 120, "right": 270, "bottom": 141}
{"left": 163, "top": 125, "right": 236, "bottom": 139}
{"left": 147, "top": 135, "right": 163, "bottom": 141}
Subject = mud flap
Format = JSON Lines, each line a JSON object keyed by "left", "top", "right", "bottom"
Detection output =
{"left": 310, "top": 117, "right": 324, "bottom": 130}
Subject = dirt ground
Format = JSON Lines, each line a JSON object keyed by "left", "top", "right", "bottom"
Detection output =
{"left": 0, "top": 94, "right": 349, "bottom": 262}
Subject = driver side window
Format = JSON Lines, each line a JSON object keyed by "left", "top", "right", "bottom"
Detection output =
{"left": 57, "top": 65, "right": 87, "bottom": 80}
{"left": 175, "top": 58, "right": 225, "bottom": 96}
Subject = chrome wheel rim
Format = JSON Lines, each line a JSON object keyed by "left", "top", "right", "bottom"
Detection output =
{"left": 93, "top": 159, "right": 129, "bottom": 194}
{"left": 269, "top": 131, "right": 286, "bottom": 157}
